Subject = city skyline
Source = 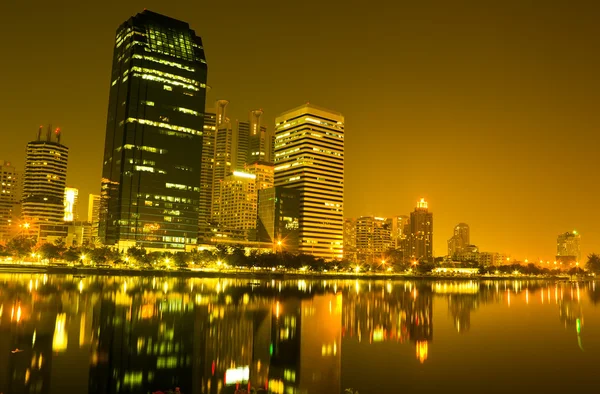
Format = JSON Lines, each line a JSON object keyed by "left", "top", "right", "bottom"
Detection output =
{"left": 1, "top": 1, "right": 599, "bottom": 259}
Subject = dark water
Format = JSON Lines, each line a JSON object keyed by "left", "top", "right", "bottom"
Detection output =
{"left": 0, "top": 274, "right": 599, "bottom": 394}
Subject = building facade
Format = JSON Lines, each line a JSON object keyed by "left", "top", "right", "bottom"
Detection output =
{"left": 355, "top": 216, "right": 393, "bottom": 264}
{"left": 99, "top": 10, "right": 208, "bottom": 251}
{"left": 556, "top": 231, "right": 581, "bottom": 264}
{"left": 447, "top": 223, "right": 470, "bottom": 257}
{"left": 274, "top": 104, "right": 344, "bottom": 260}
{"left": 0, "top": 161, "right": 21, "bottom": 242}
{"left": 409, "top": 198, "right": 433, "bottom": 261}
{"left": 88, "top": 194, "right": 101, "bottom": 241}
{"left": 22, "top": 127, "right": 69, "bottom": 235}
{"left": 218, "top": 171, "right": 258, "bottom": 238}
{"left": 198, "top": 108, "right": 218, "bottom": 242}
{"left": 63, "top": 187, "right": 79, "bottom": 222}
{"left": 257, "top": 187, "right": 300, "bottom": 253}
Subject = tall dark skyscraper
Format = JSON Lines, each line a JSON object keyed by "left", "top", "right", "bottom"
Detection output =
{"left": 409, "top": 198, "right": 434, "bottom": 261}
{"left": 99, "top": 10, "right": 208, "bottom": 250}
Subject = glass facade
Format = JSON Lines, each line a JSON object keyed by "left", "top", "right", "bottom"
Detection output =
{"left": 100, "top": 10, "right": 208, "bottom": 250}
{"left": 257, "top": 187, "right": 300, "bottom": 252}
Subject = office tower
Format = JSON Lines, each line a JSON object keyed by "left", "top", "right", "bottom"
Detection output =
{"left": 88, "top": 194, "right": 101, "bottom": 239}
{"left": 218, "top": 171, "right": 257, "bottom": 237}
{"left": 22, "top": 126, "right": 69, "bottom": 234}
{"left": 343, "top": 218, "right": 357, "bottom": 262}
{"left": 0, "top": 161, "right": 21, "bottom": 242}
{"left": 409, "top": 198, "right": 433, "bottom": 260}
{"left": 198, "top": 110, "right": 217, "bottom": 242}
{"left": 211, "top": 120, "right": 234, "bottom": 224}
{"left": 274, "top": 104, "right": 344, "bottom": 260}
{"left": 392, "top": 215, "right": 409, "bottom": 249}
{"left": 355, "top": 216, "right": 393, "bottom": 264}
{"left": 447, "top": 223, "right": 470, "bottom": 257}
{"left": 99, "top": 10, "right": 208, "bottom": 250}
{"left": 63, "top": 187, "right": 79, "bottom": 222}
{"left": 257, "top": 187, "right": 300, "bottom": 252}
{"left": 556, "top": 231, "right": 581, "bottom": 264}
{"left": 233, "top": 119, "right": 250, "bottom": 170}
{"left": 245, "top": 161, "right": 274, "bottom": 191}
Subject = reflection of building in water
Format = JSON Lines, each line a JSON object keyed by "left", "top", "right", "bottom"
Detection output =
{"left": 447, "top": 295, "right": 478, "bottom": 333}
{"left": 343, "top": 282, "right": 433, "bottom": 363}
{"left": 270, "top": 294, "right": 342, "bottom": 393}
{"left": 89, "top": 289, "right": 197, "bottom": 394}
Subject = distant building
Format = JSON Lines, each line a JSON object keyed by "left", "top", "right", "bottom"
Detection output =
{"left": 88, "top": 194, "right": 101, "bottom": 240}
{"left": 64, "top": 187, "right": 79, "bottom": 222}
{"left": 274, "top": 104, "right": 344, "bottom": 260}
{"left": 257, "top": 187, "right": 300, "bottom": 253}
{"left": 219, "top": 171, "right": 258, "bottom": 240}
{"left": 447, "top": 223, "right": 470, "bottom": 257}
{"left": 99, "top": 10, "right": 208, "bottom": 251}
{"left": 409, "top": 198, "right": 433, "bottom": 261}
{"left": 198, "top": 107, "right": 219, "bottom": 242}
{"left": 343, "top": 218, "right": 357, "bottom": 262}
{"left": 355, "top": 216, "right": 393, "bottom": 264}
{"left": 0, "top": 160, "right": 21, "bottom": 242}
{"left": 22, "top": 126, "right": 69, "bottom": 236}
{"left": 392, "top": 215, "right": 409, "bottom": 250}
{"left": 245, "top": 162, "right": 274, "bottom": 191}
{"left": 556, "top": 231, "right": 581, "bottom": 264}
{"left": 212, "top": 119, "right": 234, "bottom": 224}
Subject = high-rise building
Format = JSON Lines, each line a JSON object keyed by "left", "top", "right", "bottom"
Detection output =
{"left": 63, "top": 187, "right": 79, "bottom": 222}
{"left": 0, "top": 160, "right": 21, "bottom": 242}
{"left": 343, "top": 218, "right": 357, "bottom": 262}
{"left": 211, "top": 120, "right": 234, "bottom": 224}
{"left": 556, "top": 231, "right": 581, "bottom": 264}
{"left": 447, "top": 223, "right": 470, "bottom": 257}
{"left": 233, "top": 119, "right": 250, "bottom": 171}
{"left": 22, "top": 126, "right": 69, "bottom": 234}
{"left": 245, "top": 162, "right": 274, "bottom": 191}
{"left": 391, "top": 215, "right": 409, "bottom": 250}
{"left": 218, "top": 171, "right": 257, "bottom": 237}
{"left": 198, "top": 107, "right": 218, "bottom": 242}
{"left": 355, "top": 216, "right": 393, "bottom": 264}
{"left": 88, "top": 194, "right": 101, "bottom": 240}
{"left": 274, "top": 104, "right": 344, "bottom": 260}
{"left": 257, "top": 187, "right": 300, "bottom": 252}
{"left": 409, "top": 198, "right": 433, "bottom": 261}
{"left": 99, "top": 10, "right": 208, "bottom": 251}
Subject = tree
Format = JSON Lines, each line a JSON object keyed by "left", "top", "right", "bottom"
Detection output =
{"left": 585, "top": 253, "right": 600, "bottom": 274}
{"left": 173, "top": 252, "right": 191, "bottom": 268}
{"left": 39, "top": 243, "right": 61, "bottom": 260}
{"left": 6, "top": 236, "right": 35, "bottom": 259}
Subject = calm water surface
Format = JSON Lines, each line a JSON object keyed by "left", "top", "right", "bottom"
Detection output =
{"left": 0, "top": 274, "right": 599, "bottom": 394}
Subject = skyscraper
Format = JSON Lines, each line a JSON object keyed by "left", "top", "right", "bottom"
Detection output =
{"left": 355, "top": 216, "right": 393, "bottom": 264}
{"left": 556, "top": 231, "right": 581, "bottom": 264}
{"left": 0, "top": 161, "right": 21, "bottom": 242}
{"left": 99, "top": 10, "right": 208, "bottom": 251}
{"left": 274, "top": 104, "right": 344, "bottom": 260}
{"left": 447, "top": 223, "right": 470, "bottom": 257}
{"left": 218, "top": 171, "right": 257, "bottom": 237}
{"left": 257, "top": 187, "right": 300, "bottom": 252}
{"left": 198, "top": 109, "right": 217, "bottom": 242}
{"left": 409, "top": 198, "right": 433, "bottom": 261}
{"left": 63, "top": 187, "right": 79, "bottom": 222}
{"left": 211, "top": 119, "right": 234, "bottom": 224}
{"left": 88, "top": 194, "right": 101, "bottom": 240}
{"left": 22, "top": 126, "right": 69, "bottom": 234}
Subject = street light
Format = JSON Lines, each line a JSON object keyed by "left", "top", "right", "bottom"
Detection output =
{"left": 81, "top": 254, "right": 86, "bottom": 264}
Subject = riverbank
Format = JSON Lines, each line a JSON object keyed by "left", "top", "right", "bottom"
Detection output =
{"left": 0, "top": 263, "right": 591, "bottom": 282}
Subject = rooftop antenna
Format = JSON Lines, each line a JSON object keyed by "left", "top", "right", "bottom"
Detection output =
{"left": 55, "top": 128, "right": 61, "bottom": 144}
{"left": 46, "top": 124, "right": 52, "bottom": 142}
{"left": 37, "top": 125, "right": 43, "bottom": 141}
